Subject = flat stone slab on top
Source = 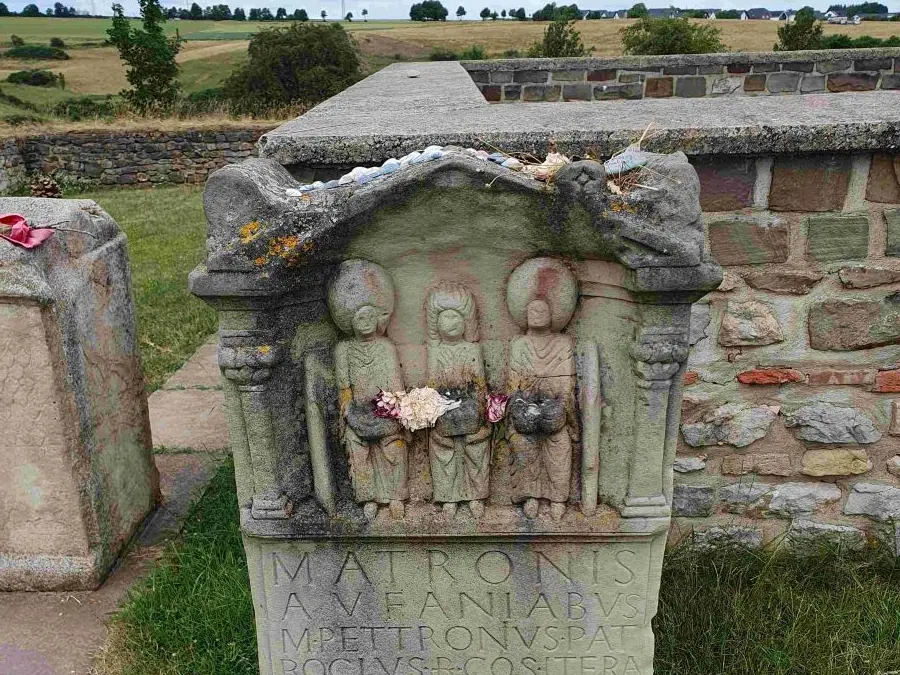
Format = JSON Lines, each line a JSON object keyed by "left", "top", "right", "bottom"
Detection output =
{"left": 258, "top": 62, "right": 900, "bottom": 166}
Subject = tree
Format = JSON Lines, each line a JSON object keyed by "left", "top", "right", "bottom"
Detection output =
{"left": 490, "top": 10, "right": 497, "bottom": 18}
{"left": 249, "top": 7, "right": 261, "bottom": 18}
{"left": 532, "top": 2, "right": 579, "bottom": 20}
{"left": 846, "top": 1, "right": 888, "bottom": 14}
{"left": 479, "top": 6, "right": 490, "bottom": 18}
{"left": 409, "top": 0, "right": 448, "bottom": 20}
{"left": 320, "top": 8, "right": 326, "bottom": 19}
{"left": 224, "top": 22, "right": 361, "bottom": 114}
{"left": 456, "top": 4, "right": 465, "bottom": 17}
{"left": 717, "top": 9, "right": 739, "bottom": 18}
{"left": 107, "top": 0, "right": 181, "bottom": 111}
{"left": 620, "top": 16, "right": 724, "bottom": 54}
{"left": 528, "top": 18, "right": 591, "bottom": 55}
{"left": 189, "top": 2, "right": 202, "bottom": 18}
{"left": 259, "top": 7, "right": 272, "bottom": 18}
{"left": 21, "top": 4, "right": 41, "bottom": 16}
{"left": 344, "top": 10, "right": 352, "bottom": 19}
{"left": 0, "top": 2, "right": 10, "bottom": 14}
{"left": 361, "top": 8, "right": 367, "bottom": 19}
{"left": 233, "top": 6, "right": 246, "bottom": 19}
{"left": 774, "top": 6, "right": 823, "bottom": 50}
{"left": 293, "top": 8, "right": 308, "bottom": 19}
{"left": 626, "top": 2, "right": 648, "bottom": 17}
{"left": 204, "top": 4, "right": 233, "bottom": 20}
{"left": 276, "top": 6, "right": 286, "bottom": 18}
{"left": 54, "top": 2, "right": 71, "bottom": 16}
{"left": 500, "top": 9, "right": 505, "bottom": 17}
{"left": 515, "top": 7, "right": 525, "bottom": 19}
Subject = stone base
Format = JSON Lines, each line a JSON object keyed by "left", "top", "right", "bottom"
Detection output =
{"left": 245, "top": 532, "right": 667, "bottom": 675}
{"left": 0, "top": 551, "right": 101, "bottom": 592}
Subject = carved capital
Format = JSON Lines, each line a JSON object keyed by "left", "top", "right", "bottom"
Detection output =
{"left": 630, "top": 327, "right": 689, "bottom": 382}
{"left": 218, "top": 341, "right": 283, "bottom": 386}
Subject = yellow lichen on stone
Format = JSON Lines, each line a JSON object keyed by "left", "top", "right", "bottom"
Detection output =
{"left": 258, "top": 345, "right": 272, "bottom": 355}
{"left": 254, "top": 256, "right": 267, "bottom": 267}
{"left": 240, "top": 221, "right": 263, "bottom": 244}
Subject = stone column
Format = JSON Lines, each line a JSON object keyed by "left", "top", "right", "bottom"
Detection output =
{"left": 622, "top": 323, "right": 689, "bottom": 518}
{"left": 219, "top": 329, "right": 290, "bottom": 520}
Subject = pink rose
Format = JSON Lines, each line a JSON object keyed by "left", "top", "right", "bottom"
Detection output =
{"left": 372, "top": 389, "right": 401, "bottom": 419}
{"left": 487, "top": 393, "right": 509, "bottom": 424}
{"left": 0, "top": 213, "right": 54, "bottom": 249}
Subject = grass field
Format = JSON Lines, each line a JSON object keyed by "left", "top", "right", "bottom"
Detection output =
{"left": 96, "top": 457, "right": 900, "bottom": 675}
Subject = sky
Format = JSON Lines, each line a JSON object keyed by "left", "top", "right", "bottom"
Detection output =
{"left": 2, "top": 0, "right": 893, "bottom": 22}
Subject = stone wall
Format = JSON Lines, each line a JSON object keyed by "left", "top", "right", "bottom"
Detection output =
{"left": 464, "top": 49, "right": 900, "bottom": 102}
{"left": 673, "top": 151, "right": 900, "bottom": 550}
{"left": 0, "top": 127, "right": 268, "bottom": 194}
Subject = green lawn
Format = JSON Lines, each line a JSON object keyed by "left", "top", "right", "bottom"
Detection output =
{"left": 80, "top": 184, "right": 215, "bottom": 392}
{"left": 99, "top": 459, "right": 900, "bottom": 675}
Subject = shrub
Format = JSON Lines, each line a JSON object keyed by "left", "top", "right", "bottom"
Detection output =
{"left": 10, "top": 34, "right": 23, "bottom": 47}
{"left": 528, "top": 18, "right": 591, "bottom": 57}
{"left": 458, "top": 44, "right": 487, "bottom": 59}
{"left": 52, "top": 96, "right": 116, "bottom": 121}
{"left": 620, "top": 17, "right": 725, "bottom": 55}
{"left": 502, "top": 48, "right": 521, "bottom": 57}
{"left": 49, "top": 37, "right": 66, "bottom": 48}
{"left": 2, "top": 113, "right": 43, "bottom": 125}
{"left": 224, "top": 22, "right": 361, "bottom": 116}
{"left": 6, "top": 69, "right": 60, "bottom": 86}
{"left": 532, "top": 2, "right": 580, "bottom": 21}
{"left": 774, "top": 7, "right": 823, "bottom": 50}
{"left": 107, "top": 0, "right": 182, "bottom": 111}
{"left": 626, "top": 2, "right": 648, "bottom": 17}
{"left": 429, "top": 47, "right": 458, "bottom": 60}
{"left": 820, "top": 32, "right": 900, "bottom": 47}
{"left": 6, "top": 45, "right": 70, "bottom": 60}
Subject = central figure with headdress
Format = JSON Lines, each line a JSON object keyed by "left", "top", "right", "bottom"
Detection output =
{"left": 505, "top": 258, "right": 579, "bottom": 521}
{"left": 426, "top": 282, "right": 491, "bottom": 519}
{"left": 328, "top": 259, "right": 409, "bottom": 522}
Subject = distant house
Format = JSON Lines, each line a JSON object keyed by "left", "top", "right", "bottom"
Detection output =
{"left": 774, "top": 10, "right": 794, "bottom": 20}
{"left": 647, "top": 7, "right": 678, "bottom": 17}
{"left": 741, "top": 7, "right": 771, "bottom": 18}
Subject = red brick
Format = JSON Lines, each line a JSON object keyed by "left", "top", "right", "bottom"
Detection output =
{"left": 587, "top": 69, "right": 616, "bottom": 81}
{"left": 737, "top": 368, "right": 804, "bottom": 385}
{"left": 481, "top": 85, "right": 501, "bottom": 102}
{"left": 768, "top": 154, "right": 851, "bottom": 212}
{"left": 645, "top": 76, "right": 673, "bottom": 98}
{"left": 874, "top": 370, "right": 900, "bottom": 393}
{"left": 692, "top": 156, "right": 756, "bottom": 212}
{"left": 684, "top": 371, "right": 699, "bottom": 385}
{"left": 865, "top": 153, "right": 900, "bottom": 204}
{"left": 807, "top": 369, "right": 875, "bottom": 386}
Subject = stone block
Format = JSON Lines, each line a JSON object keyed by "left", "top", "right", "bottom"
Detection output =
{"left": 788, "top": 519, "right": 865, "bottom": 550}
{"left": 674, "top": 456, "right": 707, "bottom": 473}
{"left": 0, "top": 198, "right": 158, "bottom": 591}
{"left": 550, "top": 70, "right": 585, "bottom": 81}
{"left": 768, "top": 483, "right": 841, "bottom": 517}
{"left": 737, "top": 368, "right": 804, "bottom": 385}
{"left": 645, "top": 76, "right": 673, "bottom": 97}
{"left": 707, "top": 218, "right": 789, "bottom": 265}
{"left": 839, "top": 266, "right": 900, "bottom": 288}
{"left": 488, "top": 71, "right": 513, "bottom": 83}
{"left": 781, "top": 61, "right": 814, "bottom": 73}
{"left": 769, "top": 154, "right": 852, "bottom": 212}
{"left": 684, "top": 371, "right": 699, "bottom": 385}
{"left": 562, "top": 83, "right": 592, "bottom": 101}
{"left": 806, "top": 368, "right": 875, "bottom": 386}
{"left": 664, "top": 65, "right": 698, "bottom": 75}
{"left": 719, "top": 299, "right": 783, "bottom": 346}
{"left": 800, "top": 74, "right": 826, "bottom": 92}
{"left": 883, "top": 73, "right": 900, "bottom": 89}
{"left": 885, "top": 210, "right": 900, "bottom": 258}
{"left": 843, "top": 482, "right": 900, "bottom": 521}
{"left": 801, "top": 449, "right": 872, "bottom": 477}
{"left": 767, "top": 71, "right": 801, "bottom": 93}
{"left": 720, "top": 482, "right": 773, "bottom": 505}
{"left": 593, "top": 83, "right": 642, "bottom": 100}
{"left": 854, "top": 58, "right": 892, "bottom": 71}
{"left": 827, "top": 73, "right": 879, "bottom": 92}
{"left": 887, "top": 455, "right": 900, "bottom": 475}
{"left": 727, "top": 63, "right": 751, "bottom": 74}
{"left": 502, "top": 85, "right": 521, "bottom": 101}
{"left": 689, "top": 302, "right": 710, "bottom": 346}
{"left": 691, "top": 525, "right": 763, "bottom": 549}
{"left": 710, "top": 76, "right": 742, "bottom": 95}
{"left": 682, "top": 403, "right": 779, "bottom": 448}
{"left": 586, "top": 69, "right": 616, "bottom": 81}
{"left": 522, "top": 85, "right": 561, "bottom": 102}
{"left": 480, "top": 85, "right": 501, "bottom": 102}
{"left": 892, "top": 401, "right": 900, "bottom": 435}
{"left": 806, "top": 214, "right": 870, "bottom": 262}
{"left": 808, "top": 295, "right": 900, "bottom": 350}
{"left": 673, "top": 484, "right": 717, "bottom": 517}
{"left": 866, "top": 154, "right": 900, "bottom": 203}
{"left": 743, "top": 269, "right": 822, "bottom": 294}
{"left": 513, "top": 70, "right": 549, "bottom": 83}
{"left": 675, "top": 76, "right": 707, "bottom": 97}
{"left": 721, "top": 453, "right": 792, "bottom": 476}
{"left": 618, "top": 73, "right": 645, "bottom": 83}
{"left": 816, "top": 59, "right": 851, "bottom": 73}
{"left": 692, "top": 156, "right": 755, "bottom": 211}
{"left": 784, "top": 402, "right": 881, "bottom": 444}
{"left": 752, "top": 63, "right": 780, "bottom": 73}
{"left": 874, "top": 369, "right": 900, "bottom": 393}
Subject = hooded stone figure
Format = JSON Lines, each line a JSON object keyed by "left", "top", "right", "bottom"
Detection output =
{"left": 425, "top": 282, "right": 491, "bottom": 519}
{"left": 505, "top": 258, "right": 579, "bottom": 521}
{"left": 328, "top": 259, "right": 409, "bottom": 521}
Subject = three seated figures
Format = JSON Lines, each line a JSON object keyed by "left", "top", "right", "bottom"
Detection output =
{"left": 329, "top": 255, "right": 584, "bottom": 522}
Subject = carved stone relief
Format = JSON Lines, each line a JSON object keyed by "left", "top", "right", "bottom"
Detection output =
{"left": 328, "top": 259, "right": 409, "bottom": 521}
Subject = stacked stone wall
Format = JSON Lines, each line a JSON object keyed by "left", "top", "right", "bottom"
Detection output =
{"left": 0, "top": 127, "right": 268, "bottom": 194}
{"left": 673, "top": 151, "right": 900, "bottom": 550}
{"left": 464, "top": 49, "right": 900, "bottom": 102}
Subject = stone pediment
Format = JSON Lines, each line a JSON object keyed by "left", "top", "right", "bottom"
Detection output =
{"left": 194, "top": 151, "right": 721, "bottom": 301}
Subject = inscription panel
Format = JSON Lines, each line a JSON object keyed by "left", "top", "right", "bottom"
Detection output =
{"left": 255, "top": 539, "right": 659, "bottom": 675}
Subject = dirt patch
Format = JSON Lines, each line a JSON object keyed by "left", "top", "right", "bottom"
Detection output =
{"left": 177, "top": 40, "right": 248, "bottom": 63}
{"left": 355, "top": 32, "right": 430, "bottom": 59}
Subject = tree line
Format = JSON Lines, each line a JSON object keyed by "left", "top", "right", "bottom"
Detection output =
{"left": 0, "top": 2, "right": 81, "bottom": 17}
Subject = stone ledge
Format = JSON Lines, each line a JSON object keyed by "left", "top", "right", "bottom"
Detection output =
{"left": 259, "top": 62, "right": 900, "bottom": 166}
